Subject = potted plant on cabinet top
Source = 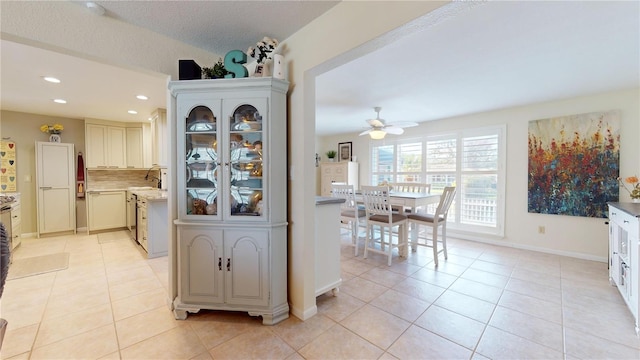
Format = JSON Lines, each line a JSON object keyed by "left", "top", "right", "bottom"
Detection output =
{"left": 326, "top": 150, "right": 337, "bottom": 162}
{"left": 202, "top": 58, "right": 229, "bottom": 79}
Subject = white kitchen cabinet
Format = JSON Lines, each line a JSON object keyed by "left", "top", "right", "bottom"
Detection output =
{"left": 36, "top": 142, "right": 76, "bottom": 236}
{"left": 320, "top": 161, "right": 359, "bottom": 196}
{"left": 87, "top": 190, "right": 126, "bottom": 232}
{"left": 85, "top": 123, "right": 126, "bottom": 168}
{"left": 137, "top": 196, "right": 148, "bottom": 251}
{"left": 151, "top": 108, "right": 168, "bottom": 167}
{"left": 126, "top": 127, "right": 144, "bottom": 169}
{"left": 10, "top": 201, "right": 22, "bottom": 250}
{"left": 137, "top": 195, "right": 168, "bottom": 258}
{"left": 177, "top": 226, "right": 269, "bottom": 307}
{"left": 170, "top": 77, "right": 289, "bottom": 325}
{"left": 608, "top": 202, "right": 640, "bottom": 334}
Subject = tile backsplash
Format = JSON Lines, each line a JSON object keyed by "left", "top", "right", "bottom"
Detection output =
{"left": 87, "top": 169, "right": 160, "bottom": 190}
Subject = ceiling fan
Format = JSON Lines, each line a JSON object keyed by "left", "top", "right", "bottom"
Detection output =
{"left": 359, "top": 107, "right": 418, "bottom": 139}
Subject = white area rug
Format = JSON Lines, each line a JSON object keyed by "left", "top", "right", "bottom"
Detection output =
{"left": 7, "top": 252, "right": 70, "bottom": 280}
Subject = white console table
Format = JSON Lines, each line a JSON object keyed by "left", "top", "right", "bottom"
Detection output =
{"left": 608, "top": 202, "right": 640, "bottom": 334}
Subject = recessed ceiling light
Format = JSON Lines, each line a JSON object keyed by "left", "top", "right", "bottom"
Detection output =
{"left": 43, "top": 77, "right": 61, "bottom": 83}
{"left": 136, "top": 95, "right": 148, "bottom": 100}
{"left": 53, "top": 99, "right": 67, "bottom": 104}
{"left": 128, "top": 110, "right": 138, "bottom": 115}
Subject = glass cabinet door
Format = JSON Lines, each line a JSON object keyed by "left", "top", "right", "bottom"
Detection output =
{"left": 227, "top": 103, "right": 264, "bottom": 218}
{"left": 185, "top": 105, "right": 219, "bottom": 217}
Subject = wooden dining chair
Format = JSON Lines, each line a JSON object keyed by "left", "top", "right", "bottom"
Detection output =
{"left": 407, "top": 186, "right": 456, "bottom": 266}
{"left": 361, "top": 185, "right": 409, "bottom": 266}
{"left": 390, "top": 182, "right": 431, "bottom": 194}
{"left": 331, "top": 183, "right": 366, "bottom": 256}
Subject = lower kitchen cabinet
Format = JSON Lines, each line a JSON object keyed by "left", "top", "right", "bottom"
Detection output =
{"left": 10, "top": 202, "right": 22, "bottom": 250}
{"left": 173, "top": 224, "right": 288, "bottom": 325}
{"left": 87, "top": 190, "right": 126, "bottom": 232}
{"left": 608, "top": 202, "right": 640, "bottom": 334}
{"left": 137, "top": 196, "right": 148, "bottom": 251}
{"left": 136, "top": 195, "right": 168, "bottom": 258}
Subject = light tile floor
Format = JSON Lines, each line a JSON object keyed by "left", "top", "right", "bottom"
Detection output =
{"left": 2, "top": 229, "right": 640, "bottom": 359}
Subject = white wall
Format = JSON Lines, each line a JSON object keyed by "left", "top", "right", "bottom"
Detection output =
{"left": 282, "top": 1, "right": 448, "bottom": 320}
{"left": 319, "top": 88, "right": 640, "bottom": 261}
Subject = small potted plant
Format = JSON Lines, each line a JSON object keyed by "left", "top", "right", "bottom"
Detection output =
{"left": 202, "top": 58, "right": 229, "bottom": 79}
{"left": 326, "top": 150, "right": 337, "bottom": 162}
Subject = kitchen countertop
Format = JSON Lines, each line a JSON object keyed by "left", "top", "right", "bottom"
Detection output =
{"left": 86, "top": 188, "right": 167, "bottom": 201}
{"left": 134, "top": 189, "right": 168, "bottom": 201}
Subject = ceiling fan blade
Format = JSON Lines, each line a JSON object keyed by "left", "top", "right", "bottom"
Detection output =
{"left": 389, "top": 121, "right": 418, "bottom": 128}
{"left": 384, "top": 126, "right": 405, "bottom": 135}
{"left": 367, "top": 119, "right": 385, "bottom": 128}
{"left": 359, "top": 129, "right": 373, "bottom": 136}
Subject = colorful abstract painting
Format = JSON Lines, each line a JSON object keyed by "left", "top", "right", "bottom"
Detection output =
{"left": 528, "top": 110, "right": 620, "bottom": 218}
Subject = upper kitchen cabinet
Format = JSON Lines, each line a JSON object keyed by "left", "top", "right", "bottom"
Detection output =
{"left": 151, "top": 108, "right": 168, "bottom": 167}
{"left": 85, "top": 120, "right": 151, "bottom": 169}
{"left": 170, "top": 77, "right": 289, "bottom": 325}
{"left": 86, "top": 122, "right": 126, "bottom": 168}
{"left": 126, "top": 127, "right": 144, "bottom": 168}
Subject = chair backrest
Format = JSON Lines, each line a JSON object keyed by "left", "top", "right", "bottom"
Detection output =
{"left": 360, "top": 185, "right": 392, "bottom": 220}
{"left": 331, "top": 183, "right": 357, "bottom": 212}
{"left": 391, "top": 182, "right": 431, "bottom": 194}
{"left": 436, "top": 186, "right": 456, "bottom": 220}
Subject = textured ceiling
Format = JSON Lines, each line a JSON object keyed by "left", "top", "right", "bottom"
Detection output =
{"left": 1, "top": 1, "right": 638, "bottom": 136}
{"left": 88, "top": 1, "right": 339, "bottom": 55}
{"left": 0, "top": 1, "right": 338, "bottom": 124}
{"left": 315, "top": 0, "right": 640, "bottom": 135}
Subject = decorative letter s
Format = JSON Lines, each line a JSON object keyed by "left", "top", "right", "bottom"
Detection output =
{"left": 224, "top": 50, "right": 248, "bottom": 78}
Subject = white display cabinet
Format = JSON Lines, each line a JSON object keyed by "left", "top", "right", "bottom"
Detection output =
{"left": 169, "top": 77, "right": 289, "bottom": 325}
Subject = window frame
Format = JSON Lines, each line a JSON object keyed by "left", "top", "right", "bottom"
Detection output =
{"left": 370, "top": 125, "right": 506, "bottom": 238}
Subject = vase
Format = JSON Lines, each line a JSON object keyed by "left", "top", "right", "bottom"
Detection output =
{"left": 632, "top": 198, "right": 640, "bottom": 203}
{"left": 49, "top": 134, "right": 61, "bottom": 143}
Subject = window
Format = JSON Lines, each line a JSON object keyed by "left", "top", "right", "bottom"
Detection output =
{"left": 370, "top": 126, "right": 505, "bottom": 236}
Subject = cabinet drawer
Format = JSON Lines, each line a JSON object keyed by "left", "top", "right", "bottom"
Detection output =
{"left": 610, "top": 208, "right": 639, "bottom": 236}
{"left": 11, "top": 204, "right": 21, "bottom": 227}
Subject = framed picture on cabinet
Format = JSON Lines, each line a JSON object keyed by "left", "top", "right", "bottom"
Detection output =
{"left": 338, "top": 142, "right": 352, "bottom": 162}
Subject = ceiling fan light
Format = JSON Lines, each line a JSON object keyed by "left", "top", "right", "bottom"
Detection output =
{"left": 369, "top": 129, "right": 386, "bottom": 139}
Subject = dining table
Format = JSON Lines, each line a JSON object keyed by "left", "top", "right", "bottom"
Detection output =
{"left": 355, "top": 190, "right": 441, "bottom": 214}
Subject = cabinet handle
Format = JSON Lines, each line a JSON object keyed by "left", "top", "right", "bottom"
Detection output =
{"left": 227, "top": 258, "right": 231, "bottom": 271}
{"left": 612, "top": 212, "right": 617, "bottom": 215}
{"left": 40, "top": 187, "right": 52, "bottom": 190}
{"left": 623, "top": 220, "right": 629, "bottom": 224}
{"left": 218, "top": 257, "right": 222, "bottom": 271}
{"left": 224, "top": 162, "right": 230, "bottom": 167}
